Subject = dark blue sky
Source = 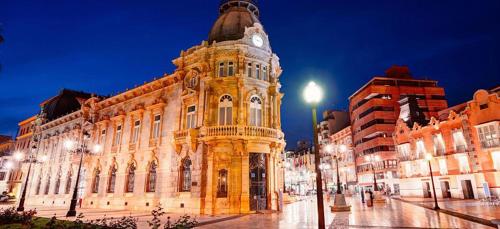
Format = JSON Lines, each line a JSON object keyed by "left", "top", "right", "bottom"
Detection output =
{"left": 1, "top": 0, "right": 499, "bottom": 147}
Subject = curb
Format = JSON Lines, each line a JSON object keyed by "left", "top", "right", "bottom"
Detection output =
{"left": 392, "top": 197, "right": 496, "bottom": 228}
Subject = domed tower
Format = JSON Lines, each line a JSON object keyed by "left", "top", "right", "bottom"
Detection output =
{"left": 171, "top": 0, "right": 284, "bottom": 215}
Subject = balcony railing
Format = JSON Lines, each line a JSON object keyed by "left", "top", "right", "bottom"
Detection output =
{"left": 201, "top": 125, "right": 283, "bottom": 139}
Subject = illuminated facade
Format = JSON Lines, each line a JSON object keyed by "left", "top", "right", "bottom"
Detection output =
{"left": 23, "top": 0, "right": 285, "bottom": 215}
{"left": 349, "top": 66, "right": 448, "bottom": 192}
{"left": 394, "top": 87, "right": 500, "bottom": 199}
{"left": 329, "top": 126, "right": 356, "bottom": 193}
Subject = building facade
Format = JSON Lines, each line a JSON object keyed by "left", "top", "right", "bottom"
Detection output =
{"left": 0, "top": 135, "right": 15, "bottom": 193}
{"left": 23, "top": 0, "right": 285, "bottom": 215}
{"left": 394, "top": 88, "right": 500, "bottom": 199}
{"left": 349, "top": 66, "right": 448, "bottom": 192}
{"left": 328, "top": 126, "right": 356, "bottom": 193}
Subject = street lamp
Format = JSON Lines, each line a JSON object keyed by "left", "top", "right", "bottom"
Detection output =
{"left": 366, "top": 155, "right": 381, "bottom": 191}
{"left": 17, "top": 141, "right": 46, "bottom": 212}
{"left": 327, "top": 144, "right": 351, "bottom": 212}
{"left": 65, "top": 131, "right": 102, "bottom": 217}
{"left": 425, "top": 153, "right": 440, "bottom": 210}
{"left": 303, "top": 81, "right": 325, "bottom": 229}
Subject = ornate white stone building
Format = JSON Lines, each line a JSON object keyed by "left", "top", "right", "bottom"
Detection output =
{"left": 23, "top": 0, "right": 285, "bottom": 215}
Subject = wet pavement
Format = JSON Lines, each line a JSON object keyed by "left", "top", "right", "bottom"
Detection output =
{"left": 199, "top": 196, "right": 492, "bottom": 229}
{"left": 398, "top": 197, "right": 500, "bottom": 221}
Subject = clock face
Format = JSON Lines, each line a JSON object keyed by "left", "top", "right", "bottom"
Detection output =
{"left": 252, "top": 34, "right": 264, "bottom": 47}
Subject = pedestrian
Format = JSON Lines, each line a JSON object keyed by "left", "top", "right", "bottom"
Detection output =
{"left": 360, "top": 188, "right": 365, "bottom": 203}
{"left": 369, "top": 190, "right": 374, "bottom": 207}
{"left": 79, "top": 198, "right": 83, "bottom": 208}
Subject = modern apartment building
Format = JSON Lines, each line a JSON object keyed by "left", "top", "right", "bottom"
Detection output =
{"left": 349, "top": 66, "right": 448, "bottom": 192}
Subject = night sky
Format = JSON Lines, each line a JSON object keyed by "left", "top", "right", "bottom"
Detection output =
{"left": 1, "top": 0, "right": 499, "bottom": 148}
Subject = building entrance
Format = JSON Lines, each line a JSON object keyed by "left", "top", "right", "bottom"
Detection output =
{"left": 440, "top": 181, "right": 451, "bottom": 198}
{"left": 461, "top": 180, "right": 474, "bottom": 199}
{"left": 423, "top": 182, "right": 431, "bottom": 198}
{"left": 249, "top": 153, "right": 267, "bottom": 211}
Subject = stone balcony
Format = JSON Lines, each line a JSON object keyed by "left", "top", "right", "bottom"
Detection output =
{"left": 174, "top": 125, "right": 284, "bottom": 144}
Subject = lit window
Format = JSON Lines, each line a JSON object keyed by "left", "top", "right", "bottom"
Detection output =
{"left": 186, "top": 106, "right": 196, "bottom": 129}
{"left": 219, "top": 62, "right": 225, "bottom": 77}
{"left": 439, "top": 158, "right": 448, "bottom": 175}
{"left": 114, "top": 125, "right": 122, "bottom": 146}
{"left": 131, "top": 120, "right": 141, "bottom": 144}
{"left": 249, "top": 96, "right": 262, "bottom": 126}
{"left": 247, "top": 63, "right": 252, "bottom": 78}
{"left": 458, "top": 155, "right": 470, "bottom": 173}
{"left": 492, "top": 151, "right": 500, "bottom": 170}
{"left": 92, "top": 168, "right": 100, "bottom": 193}
{"left": 219, "top": 95, "right": 233, "bottom": 125}
{"left": 180, "top": 157, "right": 192, "bottom": 192}
{"left": 477, "top": 124, "right": 499, "bottom": 148}
{"left": 416, "top": 139, "right": 426, "bottom": 158}
{"left": 256, "top": 64, "right": 260, "bottom": 79}
{"left": 152, "top": 114, "right": 161, "bottom": 139}
{"left": 228, "top": 62, "right": 234, "bottom": 76}
{"left": 433, "top": 134, "right": 445, "bottom": 155}
{"left": 397, "top": 143, "right": 410, "bottom": 159}
{"left": 452, "top": 130, "right": 467, "bottom": 152}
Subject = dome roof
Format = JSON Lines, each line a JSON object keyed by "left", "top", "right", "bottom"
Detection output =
{"left": 208, "top": 0, "right": 261, "bottom": 44}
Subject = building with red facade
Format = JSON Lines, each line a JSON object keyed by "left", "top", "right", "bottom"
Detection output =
{"left": 349, "top": 66, "right": 448, "bottom": 192}
{"left": 394, "top": 87, "right": 500, "bottom": 199}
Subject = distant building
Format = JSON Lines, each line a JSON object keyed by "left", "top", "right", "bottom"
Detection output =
{"left": 329, "top": 126, "right": 356, "bottom": 193}
{"left": 394, "top": 87, "right": 500, "bottom": 199}
{"left": 0, "top": 135, "right": 15, "bottom": 193}
{"left": 284, "top": 142, "right": 316, "bottom": 195}
{"left": 349, "top": 66, "right": 448, "bottom": 192}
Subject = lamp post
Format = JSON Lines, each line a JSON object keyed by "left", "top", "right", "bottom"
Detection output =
{"left": 326, "top": 143, "right": 351, "bottom": 212}
{"left": 303, "top": 81, "right": 325, "bottom": 229}
{"left": 366, "top": 155, "right": 381, "bottom": 191}
{"left": 65, "top": 130, "right": 101, "bottom": 217}
{"left": 16, "top": 140, "right": 47, "bottom": 212}
{"left": 425, "top": 153, "right": 440, "bottom": 210}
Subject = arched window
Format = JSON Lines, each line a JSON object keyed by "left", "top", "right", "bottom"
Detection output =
{"left": 125, "top": 163, "right": 136, "bottom": 193}
{"left": 247, "top": 63, "right": 253, "bottom": 77}
{"left": 91, "top": 168, "right": 100, "bottom": 193}
{"left": 249, "top": 96, "right": 263, "bottom": 126}
{"left": 44, "top": 176, "right": 51, "bottom": 195}
{"left": 54, "top": 169, "right": 61, "bottom": 194}
{"left": 146, "top": 161, "right": 157, "bottom": 192}
{"left": 255, "top": 64, "right": 261, "bottom": 79}
{"left": 107, "top": 165, "right": 117, "bottom": 193}
{"left": 217, "top": 169, "right": 228, "bottom": 198}
{"left": 180, "top": 157, "right": 192, "bottom": 192}
{"left": 228, "top": 62, "right": 234, "bottom": 76}
{"left": 65, "top": 170, "right": 72, "bottom": 194}
{"left": 262, "top": 66, "right": 268, "bottom": 81}
{"left": 219, "top": 95, "right": 233, "bottom": 125}
{"left": 219, "top": 63, "right": 225, "bottom": 77}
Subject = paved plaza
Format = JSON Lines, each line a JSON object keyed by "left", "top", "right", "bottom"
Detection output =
{"left": 3, "top": 195, "right": 495, "bottom": 228}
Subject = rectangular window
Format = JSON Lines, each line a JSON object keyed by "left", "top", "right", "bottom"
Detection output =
{"left": 228, "top": 62, "right": 234, "bottom": 76}
{"left": 0, "top": 172, "right": 5, "bottom": 181}
{"left": 262, "top": 66, "right": 268, "bottom": 81}
{"left": 492, "top": 151, "right": 500, "bottom": 170}
{"left": 100, "top": 129, "right": 106, "bottom": 145}
{"left": 152, "top": 114, "right": 161, "bottom": 139}
{"left": 415, "top": 139, "right": 426, "bottom": 158}
{"left": 186, "top": 106, "right": 196, "bottom": 129}
{"left": 452, "top": 130, "right": 467, "bottom": 152}
{"left": 255, "top": 64, "right": 260, "bottom": 79}
{"left": 439, "top": 158, "right": 448, "bottom": 175}
{"left": 247, "top": 63, "right": 252, "bottom": 78}
{"left": 458, "top": 155, "right": 470, "bottom": 173}
{"left": 114, "top": 125, "right": 122, "bottom": 146}
{"left": 477, "top": 124, "right": 499, "bottom": 148}
{"left": 433, "top": 134, "right": 445, "bottom": 155}
{"left": 219, "top": 63, "right": 225, "bottom": 77}
{"left": 132, "top": 120, "right": 141, "bottom": 143}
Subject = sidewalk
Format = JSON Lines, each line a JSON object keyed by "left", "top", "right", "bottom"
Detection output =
{"left": 394, "top": 196, "right": 499, "bottom": 227}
